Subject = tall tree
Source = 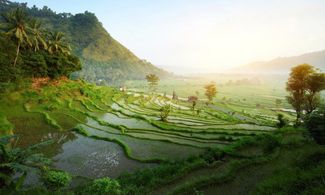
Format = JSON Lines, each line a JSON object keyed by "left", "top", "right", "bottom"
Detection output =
{"left": 204, "top": 82, "right": 217, "bottom": 102}
{"left": 0, "top": 8, "right": 31, "bottom": 67}
{"left": 286, "top": 64, "right": 315, "bottom": 122}
{"left": 47, "top": 31, "right": 71, "bottom": 55}
{"left": 145, "top": 74, "right": 159, "bottom": 92}
{"left": 305, "top": 73, "right": 325, "bottom": 114}
{"left": 29, "top": 19, "right": 47, "bottom": 51}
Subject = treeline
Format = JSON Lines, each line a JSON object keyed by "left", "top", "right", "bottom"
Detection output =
{"left": 0, "top": 7, "right": 81, "bottom": 82}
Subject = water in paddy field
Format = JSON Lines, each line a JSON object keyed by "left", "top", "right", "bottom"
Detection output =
{"left": 100, "top": 112, "right": 160, "bottom": 130}
{"left": 13, "top": 124, "right": 154, "bottom": 186}
{"left": 52, "top": 133, "right": 154, "bottom": 178}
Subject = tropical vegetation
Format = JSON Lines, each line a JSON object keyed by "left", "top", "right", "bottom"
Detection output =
{"left": 0, "top": 1, "right": 325, "bottom": 195}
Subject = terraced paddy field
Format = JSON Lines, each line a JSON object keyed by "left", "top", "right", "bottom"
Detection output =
{"left": 0, "top": 79, "right": 303, "bottom": 191}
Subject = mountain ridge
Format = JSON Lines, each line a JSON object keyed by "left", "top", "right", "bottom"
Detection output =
{"left": 232, "top": 49, "right": 325, "bottom": 74}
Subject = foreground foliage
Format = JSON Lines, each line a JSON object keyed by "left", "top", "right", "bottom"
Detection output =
{"left": 305, "top": 104, "right": 325, "bottom": 144}
{"left": 42, "top": 170, "right": 72, "bottom": 190}
{"left": 0, "top": 135, "right": 52, "bottom": 189}
{"left": 80, "top": 177, "right": 121, "bottom": 195}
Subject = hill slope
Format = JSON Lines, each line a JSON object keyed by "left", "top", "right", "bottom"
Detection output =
{"left": 233, "top": 50, "right": 325, "bottom": 74}
{"left": 0, "top": 1, "right": 170, "bottom": 84}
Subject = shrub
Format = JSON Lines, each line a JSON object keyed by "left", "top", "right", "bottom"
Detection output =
{"left": 160, "top": 104, "right": 171, "bottom": 122}
{"left": 83, "top": 177, "right": 121, "bottom": 195}
{"left": 276, "top": 114, "right": 287, "bottom": 128}
{"left": 118, "top": 158, "right": 204, "bottom": 194}
{"left": 253, "top": 161, "right": 325, "bottom": 194}
{"left": 262, "top": 135, "right": 280, "bottom": 154}
{"left": 200, "top": 148, "right": 224, "bottom": 164}
{"left": 305, "top": 105, "right": 325, "bottom": 144}
{"left": 226, "top": 134, "right": 280, "bottom": 155}
{"left": 43, "top": 170, "right": 71, "bottom": 189}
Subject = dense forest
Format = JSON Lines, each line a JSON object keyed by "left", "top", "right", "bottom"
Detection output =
{"left": 0, "top": 0, "right": 170, "bottom": 85}
{"left": 0, "top": 7, "right": 81, "bottom": 82}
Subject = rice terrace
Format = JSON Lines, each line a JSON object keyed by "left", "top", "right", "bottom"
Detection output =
{"left": 1, "top": 0, "right": 325, "bottom": 194}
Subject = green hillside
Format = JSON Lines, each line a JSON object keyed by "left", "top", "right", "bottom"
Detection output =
{"left": 0, "top": 0, "right": 170, "bottom": 85}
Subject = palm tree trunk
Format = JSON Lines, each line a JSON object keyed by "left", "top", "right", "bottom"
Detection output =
{"left": 13, "top": 42, "right": 20, "bottom": 67}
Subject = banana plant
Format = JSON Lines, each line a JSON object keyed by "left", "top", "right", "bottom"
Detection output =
{"left": 0, "top": 135, "right": 53, "bottom": 189}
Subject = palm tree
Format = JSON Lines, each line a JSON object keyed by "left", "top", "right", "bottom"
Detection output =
{"left": 29, "top": 19, "right": 47, "bottom": 51}
{"left": 0, "top": 8, "right": 31, "bottom": 67}
{"left": 47, "top": 31, "right": 71, "bottom": 55}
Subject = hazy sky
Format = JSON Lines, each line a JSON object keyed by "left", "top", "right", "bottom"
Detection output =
{"left": 15, "top": 0, "right": 325, "bottom": 73}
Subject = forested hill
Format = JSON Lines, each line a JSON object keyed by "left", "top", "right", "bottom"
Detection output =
{"left": 0, "top": 0, "right": 170, "bottom": 85}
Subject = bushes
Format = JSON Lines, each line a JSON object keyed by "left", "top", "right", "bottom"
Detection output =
{"left": 262, "top": 135, "right": 281, "bottom": 154}
{"left": 305, "top": 105, "right": 325, "bottom": 144}
{"left": 200, "top": 148, "right": 225, "bottom": 164}
{"left": 253, "top": 158, "right": 325, "bottom": 195}
{"left": 276, "top": 113, "right": 287, "bottom": 128}
{"left": 118, "top": 158, "right": 205, "bottom": 194}
{"left": 160, "top": 104, "right": 171, "bottom": 122}
{"left": 81, "top": 177, "right": 121, "bottom": 195}
{"left": 43, "top": 170, "right": 71, "bottom": 190}
{"left": 225, "top": 134, "right": 280, "bottom": 155}
{"left": 296, "top": 151, "right": 325, "bottom": 170}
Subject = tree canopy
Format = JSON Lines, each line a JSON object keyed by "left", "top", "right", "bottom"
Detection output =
{"left": 146, "top": 74, "right": 159, "bottom": 92}
{"left": 286, "top": 64, "right": 325, "bottom": 122}
{"left": 0, "top": 8, "right": 81, "bottom": 82}
{"left": 204, "top": 82, "right": 217, "bottom": 102}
